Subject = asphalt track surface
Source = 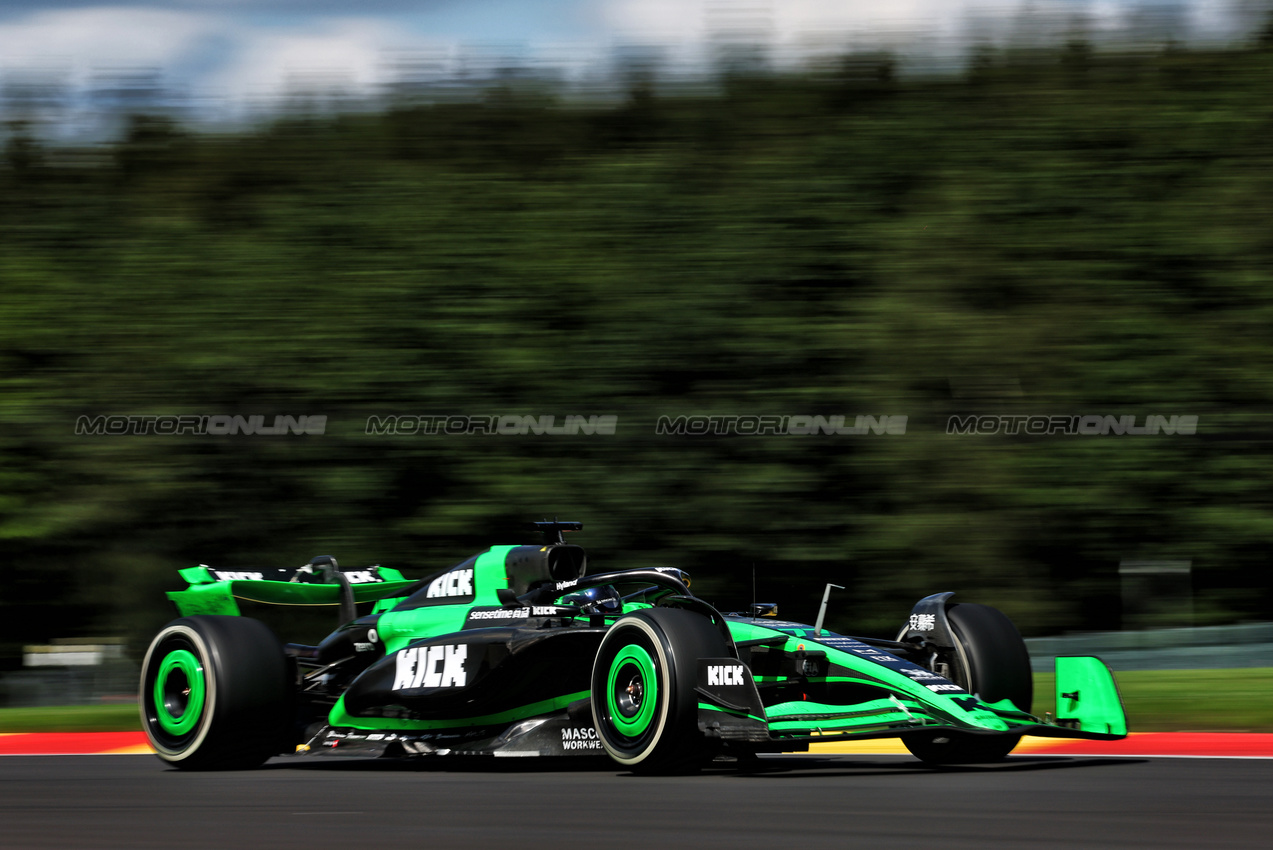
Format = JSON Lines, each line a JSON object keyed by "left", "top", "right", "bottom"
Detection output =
{"left": 2, "top": 754, "right": 1271, "bottom": 850}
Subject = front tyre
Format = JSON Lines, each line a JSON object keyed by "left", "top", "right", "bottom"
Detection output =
{"left": 904, "top": 602, "right": 1032, "bottom": 765}
{"left": 140, "top": 616, "right": 291, "bottom": 770}
{"left": 591, "top": 608, "right": 728, "bottom": 774}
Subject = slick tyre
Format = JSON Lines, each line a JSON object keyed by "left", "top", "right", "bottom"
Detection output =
{"left": 140, "top": 616, "right": 291, "bottom": 770}
{"left": 591, "top": 607, "right": 728, "bottom": 774}
{"left": 904, "top": 602, "right": 1032, "bottom": 765}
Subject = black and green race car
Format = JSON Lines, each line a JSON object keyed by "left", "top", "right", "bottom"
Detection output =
{"left": 141, "top": 521, "right": 1127, "bottom": 772}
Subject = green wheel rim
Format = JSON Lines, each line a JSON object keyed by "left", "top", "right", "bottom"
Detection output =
{"left": 607, "top": 644, "right": 658, "bottom": 737}
{"left": 154, "top": 648, "right": 206, "bottom": 736}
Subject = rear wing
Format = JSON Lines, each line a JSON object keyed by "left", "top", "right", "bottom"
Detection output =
{"left": 167, "top": 563, "right": 416, "bottom": 618}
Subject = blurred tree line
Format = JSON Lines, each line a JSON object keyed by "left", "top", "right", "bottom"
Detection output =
{"left": 4, "top": 38, "right": 1273, "bottom": 667}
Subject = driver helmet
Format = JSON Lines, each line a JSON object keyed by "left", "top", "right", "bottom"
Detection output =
{"left": 561, "top": 585, "right": 622, "bottom": 616}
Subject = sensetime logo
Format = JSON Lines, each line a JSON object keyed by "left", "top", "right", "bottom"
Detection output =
{"left": 946, "top": 415, "right": 1198, "bottom": 436}
{"left": 75, "top": 415, "right": 327, "bottom": 436}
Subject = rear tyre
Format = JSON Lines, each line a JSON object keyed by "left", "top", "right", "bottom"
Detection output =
{"left": 140, "top": 616, "right": 291, "bottom": 770}
{"left": 591, "top": 607, "right": 728, "bottom": 774}
{"left": 904, "top": 602, "right": 1032, "bottom": 765}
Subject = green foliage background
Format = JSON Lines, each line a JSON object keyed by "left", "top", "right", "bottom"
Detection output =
{"left": 4, "top": 44, "right": 1273, "bottom": 664}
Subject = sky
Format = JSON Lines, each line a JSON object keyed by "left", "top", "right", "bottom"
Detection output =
{"left": 0, "top": 1, "right": 1264, "bottom": 121}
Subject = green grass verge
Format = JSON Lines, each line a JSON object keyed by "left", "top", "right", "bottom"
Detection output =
{"left": 0, "top": 704, "right": 141, "bottom": 733}
{"left": 1034, "top": 668, "right": 1273, "bottom": 732}
{"left": 2, "top": 668, "right": 1270, "bottom": 733}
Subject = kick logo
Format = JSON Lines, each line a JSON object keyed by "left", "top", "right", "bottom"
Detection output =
{"left": 393, "top": 645, "right": 468, "bottom": 690}
{"left": 707, "top": 665, "right": 745, "bottom": 686}
{"left": 342, "top": 570, "right": 383, "bottom": 584}
{"left": 426, "top": 568, "right": 474, "bottom": 598}
{"left": 211, "top": 571, "right": 263, "bottom": 581}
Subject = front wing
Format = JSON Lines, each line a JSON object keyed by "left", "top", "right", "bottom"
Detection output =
{"left": 695, "top": 650, "right": 1127, "bottom": 749}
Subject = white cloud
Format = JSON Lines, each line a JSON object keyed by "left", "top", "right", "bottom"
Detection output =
{"left": 200, "top": 17, "right": 405, "bottom": 104}
{"left": 603, "top": 0, "right": 1019, "bottom": 45}
{"left": 599, "top": 1, "right": 1108, "bottom": 69}
{"left": 0, "top": 7, "right": 221, "bottom": 75}
{"left": 0, "top": 7, "right": 426, "bottom": 120}
{"left": 602, "top": 0, "right": 1258, "bottom": 57}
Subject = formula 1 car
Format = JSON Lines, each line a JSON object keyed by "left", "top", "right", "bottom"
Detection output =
{"left": 141, "top": 521, "right": 1127, "bottom": 772}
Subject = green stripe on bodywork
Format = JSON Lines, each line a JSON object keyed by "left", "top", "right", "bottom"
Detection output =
{"left": 327, "top": 689, "right": 590, "bottom": 731}
{"left": 768, "top": 716, "right": 913, "bottom": 733}
{"left": 376, "top": 608, "right": 470, "bottom": 654}
{"left": 753, "top": 674, "right": 889, "bottom": 686}
{"left": 765, "top": 698, "right": 929, "bottom": 733}
{"left": 698, "top": 703, "right": 766, "bottom": 724}
{"left": 766, "top": 697, "right": 929, "bottom": 721}
{"left": 473, "top": 546, "right": 519, "bottom": 604}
